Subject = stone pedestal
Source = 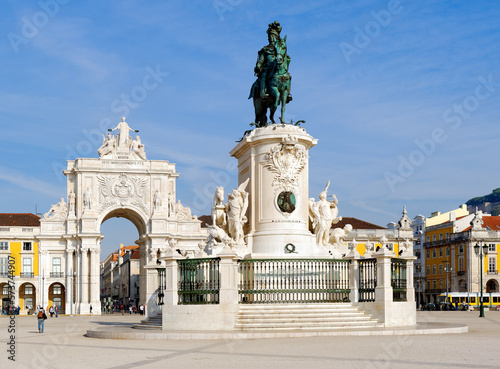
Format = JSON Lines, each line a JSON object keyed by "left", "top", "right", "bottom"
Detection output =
{"left": 230, "top": 125, "right": 320, "bottom": 257}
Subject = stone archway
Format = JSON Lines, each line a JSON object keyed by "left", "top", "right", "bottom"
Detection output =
{"left": 38, "top": 119, "right": 208, "bottom": 315}
{"left": 48, "top": 282, "right": 65, "bottom": 314}
{"left": 486, "top": 279, "right": 498, "bottom": 293}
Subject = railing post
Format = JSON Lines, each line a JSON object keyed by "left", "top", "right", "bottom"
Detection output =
{"left": 218, "top": 248, "right": 240, "bottom": 305}
{"left": 400, "top": 255, "right": 416, "bottom": 303}
{"left": 345, "top": 249, "right": 360, "bottom": 303}
{"left": 374, "top": 246, "right": 395, "bottom": 303}
{"left": 162, "top": 249, "right": 180, "bottom": 306}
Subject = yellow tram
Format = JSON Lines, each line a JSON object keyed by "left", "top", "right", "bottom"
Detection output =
{"left": 439, "top": 292, "right": 500, "bottom": 309}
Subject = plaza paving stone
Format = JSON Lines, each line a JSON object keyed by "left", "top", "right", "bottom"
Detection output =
{"left": 1, "top": 311, "right": 499, "bottom": 368}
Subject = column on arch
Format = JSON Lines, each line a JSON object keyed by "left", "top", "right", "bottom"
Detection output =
{"left": 78, "top": 247, "right": 89, "bottom": 313}
{"left": 65, "top": 249, "right": 75, "bottom": 314}
{"left": 89, "top": 247, "right": 101, "bottom": 313}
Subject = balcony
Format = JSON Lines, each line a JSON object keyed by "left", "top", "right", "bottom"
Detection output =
{"left": 487, "top": 271, "right": 498, "bottom": 275}
{"left": 20, "top": 272, "right": 34, "bottom": 278}
{"left": 0, "top": 272, "right": 10, "bottom": 278}
{"left": 457, "top": 271, "right": 466, "bottom": 276}
{"left": 50, "top": 272, "right": 64, "bottom": 278}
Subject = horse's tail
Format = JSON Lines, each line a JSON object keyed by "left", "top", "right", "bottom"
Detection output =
{"left": 249, "top": 80, "right": 258, "bottom": 99}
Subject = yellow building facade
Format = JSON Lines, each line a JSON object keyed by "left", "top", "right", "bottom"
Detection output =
{"left": 0, "top": 213, "right": 41, "bottom": 314}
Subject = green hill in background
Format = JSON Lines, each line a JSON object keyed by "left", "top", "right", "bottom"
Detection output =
{"left": 466, "top": 188, "right": 500, "bottom": 216}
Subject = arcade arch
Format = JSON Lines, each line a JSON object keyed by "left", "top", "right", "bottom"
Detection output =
{"left": 486, "top": 279, "right": 498, "bottom": 293}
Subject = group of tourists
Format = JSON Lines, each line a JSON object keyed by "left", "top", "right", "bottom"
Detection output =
{"left": 2, "top": 305, "right": 20, "bottom": 315}
{"left": 102, "top": 303, "right": 146, "bottom": 315}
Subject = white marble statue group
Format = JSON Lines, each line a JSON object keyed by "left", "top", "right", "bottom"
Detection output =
{"left": 98, "top": 118, "right": 146, "bottom": 160}
{"left": 308, "top": 180, "right": 352, "bottom": 247}
{"left": 208, "top": 179, "right": 250, "bottom": 249}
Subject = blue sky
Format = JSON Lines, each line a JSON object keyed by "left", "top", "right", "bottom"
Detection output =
{"left": 1, "top": 1, "right": 499, "bottom": 260}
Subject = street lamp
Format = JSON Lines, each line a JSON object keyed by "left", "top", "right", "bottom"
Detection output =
{"left": 444, "top": 264, "right": 452, "bottom": 304}
{"left": 473, "top": 242, "right": 488, "bottom": 318}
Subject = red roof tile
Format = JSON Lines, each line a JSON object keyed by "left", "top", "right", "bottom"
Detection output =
{"left": 0, "top": 213, "right": 40, "bottom": 227}
{"left": 463, "top": 215, "right": 500, "bottom": 231}
{"left": 331, "top": 217, "right": 385, "bottom": 230}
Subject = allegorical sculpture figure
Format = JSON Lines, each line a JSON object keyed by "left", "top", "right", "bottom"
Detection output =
{"left": 249, "top": 21, "right": 292, "bottom": 127}
{"left": 109, "top": 117, "right": 139, "bottom": 149}
{"left": 209, "top": 180, "right": 250, "bottom": 246}
{"left": 131, "top": 136, "right": 147, "bottom": 160}
{"left": 68, "top": 190, "right": 76, "bottom": 214}
{"left": 211, "top": 186, "right": 226, "bottom": 229}
{"left": 98, "top": 132, "right": 117, "bottom": 157}
{"left": 309, "top": 181, "right": 342, "bottom": 246}
{"left": 44, "top": 198, "right": 68, "bottom": 219}
{"left": 83, "top": 187, "right": 93, "bottom": 210}
{"left": 226, "top": 179, "right": 250, "bottom": 245}
{"left": 153, "top": 190, "right": 162, "bottom": 211}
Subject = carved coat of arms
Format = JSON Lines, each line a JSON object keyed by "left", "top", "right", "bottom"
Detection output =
{"left": 263, "top": 135, "right": 307, "bottom": 191}
{"left": 97, "top": 173, "right": 149, "bottom": 211}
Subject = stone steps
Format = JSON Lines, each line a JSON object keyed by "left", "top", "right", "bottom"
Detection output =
{"left": 235, "top": 303, "right": 382, "bottom": 330}
{"left": 132, "top": 313, "right": 162, "bottom": 330}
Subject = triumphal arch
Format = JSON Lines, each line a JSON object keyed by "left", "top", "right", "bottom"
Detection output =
{"left": 38, "top": 118, "right": 206, "bottom": 314}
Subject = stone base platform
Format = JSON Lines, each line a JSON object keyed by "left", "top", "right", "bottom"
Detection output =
{"left": 86, "top": 321, "right": 467, "bottom": 340}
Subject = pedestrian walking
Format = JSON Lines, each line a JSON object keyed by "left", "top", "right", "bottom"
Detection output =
{"left": 90, "top": 304, "right": 93, "bottom": 314}
{"left": 49, "top": 306, "right": 54, "bottom": 317}
{"left": 55, "top": 306, "right": 58, "bottom": 317}
{"left": 37, "top": 306, "right": 47, "bottom": 333}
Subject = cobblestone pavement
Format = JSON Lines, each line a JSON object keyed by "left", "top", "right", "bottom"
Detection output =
{"left": 1, "top": 311, "right": 499, "bottom": 369}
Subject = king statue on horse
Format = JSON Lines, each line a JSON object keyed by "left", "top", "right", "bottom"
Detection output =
{"left": 249, "top": 21, "right": 292, "bottom": 127}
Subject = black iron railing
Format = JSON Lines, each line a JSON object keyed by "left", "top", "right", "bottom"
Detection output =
{"left": 391, "top": 258, "right": 407, "bottom": 302}
{"left": 50, "top": 272, "right": 64, "bottom": 278}
{"left": 157, "top": 268, "right": 166, "bottom": 305}
{"left": 178, "top": 258, "right": 220, "bottom": 305}
{"left": 238, "top": 259, "right": 350, "bottom": 304}
{"left": 20, "top": 272, "right": 34, "bottom": 278}
{"left": 358, "top": 258, "right": 377, "bottom": 302}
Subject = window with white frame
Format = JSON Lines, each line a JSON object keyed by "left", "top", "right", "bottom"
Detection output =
{"left": 53, "top": 284, "right": 62, "bottom": 294}
{"left": 0, "top": 242, "right": 8, "bottom": 251}
{"left": 24, "top": 297, "right": 33, "bottom": 309}
{"left": 446, "top": 232, "right": 450, "bottom": 240}
{"left": 459, "top": 257, "right": 464, "bottom": 271}
{"left": 2, "top": 284, "right": 11, "bottom": 295}
{"left": 22, "top": 242, "right": 32, "bottom": 251}
{"left": 439, "top": 248, "right": 443, "bottom": 257}
{"left": 426, "top": 236, "right": 430, "bottom": 243}
{"left": 439, "top": 233, "right": 443, "bottom": 241}
{"left": 426, "top": 266, "right": 430, "bottom": 275}
{"left": 433, "top": 265, "right": 437, "bottom": 275}
{"left": 24, "top": 284, "right": 33, "bottom": 294}
{"left": 52, "top": 257, "right": 61, "bottom": 274}
{"left": 0, "top": 257, "right": 7, "bottom": 275}
{"left": 432, "top": 280, "right": 437, "bottom": 289}
{"left": 459, "top": 245, "right": 464, "bottom": 253}
{"left": 489, "top": 257, "right": 496, "bottom": 273}
{"left": 53, "top": 297, "right": 62, "bottom": 307}
{"left": 432, "top": 235, "right": 436, "bottom": 242}
{"left": 439, "top": 265, "right": 443, "bottom": 275}
{"left": 426, "top": 250, "right": 430, "bottom": 259}
{"left": 433, "top": 249, "right": 436, "bottom": 258}
{"left": 446, "top": 247, "right": 450, "bottom": 256}
{"left": 22, "top": 258, "right": 32, "bottom": 273}
{"left": 489, "top": 244, "right": 496, "bottom": 252}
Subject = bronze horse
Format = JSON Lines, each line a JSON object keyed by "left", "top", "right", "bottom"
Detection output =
{"left": 249, "top": 36, "right": 292, "bottom": 127}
